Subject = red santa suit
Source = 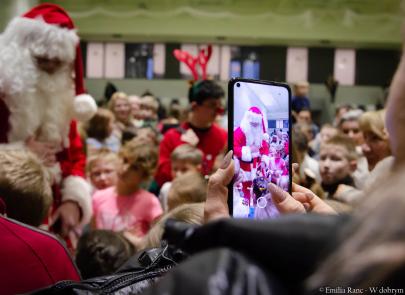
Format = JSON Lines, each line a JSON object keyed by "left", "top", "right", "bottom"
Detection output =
{"left": 0, "top": 4, "right": 97, "bottom": 226}
{"left": 233, "top": 107, "right": 270, "bottom": 204}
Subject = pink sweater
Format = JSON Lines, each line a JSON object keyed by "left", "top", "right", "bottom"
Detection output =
{"left": 92, "top": 187, "right": 162, "bottom": 236}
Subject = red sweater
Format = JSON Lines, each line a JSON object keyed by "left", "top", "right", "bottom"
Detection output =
{"left": 0, "top": 216, "right": 80, "bottom": 294}
{"left": 155, "top": 122, "right": 227, "bottom": 187}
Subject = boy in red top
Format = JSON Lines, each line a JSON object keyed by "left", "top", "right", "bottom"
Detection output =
{"left": 155, "top": 80, "right": 227, "bottom": 187}
{"left": 0, "top": 150, "right": 80, "bottom": 295}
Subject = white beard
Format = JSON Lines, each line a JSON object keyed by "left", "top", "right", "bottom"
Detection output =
{"left": 35, "top": 67, "right": 75, "bottom": 147}
{"left": 5, "top": 64, "right": 75, "bottom": 148}
{"left": 241, "top": 123, "right": 263, "bottom": 148}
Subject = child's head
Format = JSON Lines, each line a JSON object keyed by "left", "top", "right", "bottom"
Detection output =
{"left": 167, "top": 171, "right": 207, "bottom": 211}
{"left": 170, "top": 144, "right": 203, "bottom": 179}
{"left": 141, "top": 202, "right": 204, "bottom": 249}
{"left": 293, "top": 81, "right": 309, "bottom": 97}
{"left": 0, "top": 150, "right": 52, "bottom": 226}
{"left": 86, "top": 149, "right": 120, "bottom": 190}
{"left": 85, "top": 108, "right": 114, "bottom": 142}
{"left": 139, "top": 95, "right": 159, "bottom": 120}
{"left": 117, "top": 138, "right": 158, "bottom": 195}
{"left": 320, "top": 124, "right": 338, "bottom": 144}
{"left": 75, "top": 230, "right": 135, "bottom": 279}
{"left": 319, "top": 134, "right": 358, "bottom": 185}
{"left": 359, "top": 109, "right": 390, "bottom": 171}
{"left": 108, "top": 92, "right": 131, "bottom": 124}
{"left": 338, "top": 109, "right": 364, "bottom": 145}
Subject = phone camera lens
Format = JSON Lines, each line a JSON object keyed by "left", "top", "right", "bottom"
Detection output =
{"left": 236, "top": 83, "right": 240, "bottom": 87}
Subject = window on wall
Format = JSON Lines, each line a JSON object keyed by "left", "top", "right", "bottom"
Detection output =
{"left": 125, "top": 43, "right": 154, "bottom": 79}
{"left": 229, "top": 46, "right": 261, "bottom": 80}
{"left": 84, "top": 42, "right": 165, "bottom": 79}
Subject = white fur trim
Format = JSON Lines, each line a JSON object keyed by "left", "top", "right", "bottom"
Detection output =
{"left": 61, "top": 176, "right": 92, "bottom": 226}
{"left": 263, "top": 133, "right": 270, "bottom": 141}
{"left": 241, "top": 146, "right": 252, "bottom": 162}
{"left": 261, "top": 155, "right": 270, "bottom": 166}
{"left": 74, "top": 94, "right": 97, "bottom": 122}
{"left": 246, "top": 111, "right": 263, "bottom": 124}
{"left": 1, "top": 17, "right": 78, "bottom": 62}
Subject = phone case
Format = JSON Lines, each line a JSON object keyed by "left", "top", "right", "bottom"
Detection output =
{"left": 227, "top": 78, "right": 292, "bottom": 218}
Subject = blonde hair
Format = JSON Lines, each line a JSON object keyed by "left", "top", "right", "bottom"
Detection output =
{"left": 321, "top": 133, "right": 358, "bottom": 161}
{"left": 140, "top": 95, "right": 159, "bottom": 112}
{"left": 171, "top": 144, "right": 203, "bottom": 165}
{"left": 119, "top": 137, "right": 158, "bottom": 180}
{"left": 86, "top": 148, "right": 120, "bottom": 174}
{"left": 0, "top": 150, "right": 52, "bottom": 226}
{"left": 142, "top": 202, "right": 204, "bottom": 249}
{"left": 108, "top": 92, "right": 130, "bottom": 111}
{"left": 167, "top": 171, "right": 207, "bottom": 211}
{"left": 359, "top": 109, "right": 387, "bottom": 140}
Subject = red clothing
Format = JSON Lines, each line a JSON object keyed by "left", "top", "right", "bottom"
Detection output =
{"left": 155, "top": 122, "right": 227, "bottom": 187}
{"left": 0, "top": 216, "right": 80, "bottom": 295}
{"left": 233, "top": 126, "right": 269, "bottom": 172}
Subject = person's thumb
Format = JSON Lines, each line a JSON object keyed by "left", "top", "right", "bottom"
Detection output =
{"left": 210, "top": 150, "right": 234, "bottom": 186}
{"left": 269, "top": 183, "right": 305, "bottom": 214}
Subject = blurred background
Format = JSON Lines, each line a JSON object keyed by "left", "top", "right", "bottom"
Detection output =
{"left": 1, "top": 0, "right": 403, "bottom": 124}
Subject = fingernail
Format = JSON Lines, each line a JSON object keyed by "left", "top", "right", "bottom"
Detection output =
{"left": 305, "top": 192, "right": 314, "bottom": 201}
{"left": 268, "top": 182, "right": 286, "bottom": 202}
{"left": 221, "top": 150, "right": 233, "bottom": 169}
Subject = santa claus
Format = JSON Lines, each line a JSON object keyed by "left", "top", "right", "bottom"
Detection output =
{"left": 0, "top": 4, "right": 97, "bottom": 237}
{"left": 234, "top": 106, "right": 270, "bottom": 205}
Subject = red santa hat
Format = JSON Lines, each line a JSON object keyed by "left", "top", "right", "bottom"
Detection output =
{"left": 242, "top": 106, "right": 268, "bottom": 135}
{"left": 2, "top": 3, "right": 96, "bottom": 121}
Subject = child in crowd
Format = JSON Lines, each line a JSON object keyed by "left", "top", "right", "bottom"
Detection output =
{"left": 319, "top": 133, "right": 358, "bottom": 205}
{"left": 141, "top": 202, "right": 204, "bottom": 249}
{"left": 310, "top": 123, "right": 338, "bottom": 159}
{"left": 167, "top": 171, "right": 207, "bottom": 211}
{"left": 139, "top": 95, "right": 159, "bottom": 121}
{"left": 359, "top": 110, "right": 391, "bottom": 172}
{"left": 86, "top": 149, "right": 120, "bottom": 192}
{"left": 0, "top": 150, "right": 52, "bottom": 226}
{"left": 85, "top": 108, "right": 121, "bottom": 154}
{"left": 159, "top": 144, "right": 203, "bottom": 211}
{"left": 339, "top": 109, "right": 369, "bottom": 189}
{"left": 92, "top": 138, "right": 162, "bottom": 236}
{"left": 75, "top": 230, "right": 135, "bottom": 279}
{"left": 108, "top": 92, "right": 137, "bottom": 138}
{"left": 0, "top": 150, "right": 80, "bottom": 294}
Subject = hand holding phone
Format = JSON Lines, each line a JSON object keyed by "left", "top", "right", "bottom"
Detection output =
{"left": 228, "top": 78, "right": 292, "bottom": 220}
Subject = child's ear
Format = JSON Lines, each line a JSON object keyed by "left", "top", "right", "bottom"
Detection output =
{"left": 190, "top": 101, "right": 198, "bottom": 111}
{"left": 349, "top": 160, "right": 357, "bottom": 173}
{"left": 196, "top": 164, "right": 202, "bottom": 172}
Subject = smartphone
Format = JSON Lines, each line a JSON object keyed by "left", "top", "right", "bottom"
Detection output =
{"left": 228, "top": 78, "right": 292, "bottom": 219}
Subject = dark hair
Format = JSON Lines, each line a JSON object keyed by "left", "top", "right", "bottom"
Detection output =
{"left": 121, "top": 126, "right": 138, "bottom": 146}
{"left": 188, "top": 80, "right": 224, "bottom": 104}
{"left": 86, "top": 108, "right": 114, "bottom": 142}
{"left": 75, "top": 230, "right": 135, "bottom": 279}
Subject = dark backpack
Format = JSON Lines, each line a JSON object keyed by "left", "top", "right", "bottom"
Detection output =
{"left": 31, "top": 245, "right": 186, "bottom": 295}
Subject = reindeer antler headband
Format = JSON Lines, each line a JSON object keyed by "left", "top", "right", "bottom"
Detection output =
{"left": 173, "top": 44, "right": 212, "bottom": 80}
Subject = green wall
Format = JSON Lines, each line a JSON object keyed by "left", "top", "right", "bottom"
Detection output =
{"left": 39, "top": 0, "right": 404, "bottom": 48}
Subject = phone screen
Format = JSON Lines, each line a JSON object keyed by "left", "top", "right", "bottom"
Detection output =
{"left": 229, "top": 79, "right": 291, "bottom": 219}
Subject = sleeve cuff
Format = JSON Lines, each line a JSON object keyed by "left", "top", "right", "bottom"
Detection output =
{"left": 61, "top": 176, "right": 92, "bottom": 226}
{"left": 241, "top": 146, "right": 252, "bottom": 162}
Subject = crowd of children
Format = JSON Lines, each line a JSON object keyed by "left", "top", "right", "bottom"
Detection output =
{"left": 0, "top": 3, "right": 403, "bottom": 294}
